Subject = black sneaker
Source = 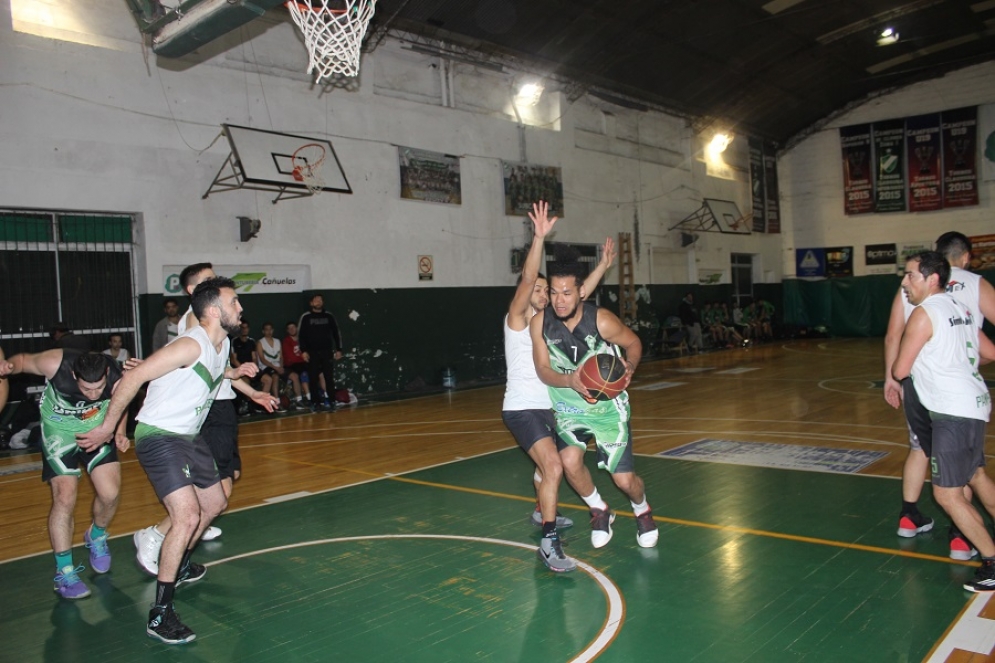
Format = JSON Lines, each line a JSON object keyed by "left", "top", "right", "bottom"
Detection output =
{"left": 964, "top": 559, "right": 995, "bottom": 592}
{"left": 896, "top": 512, "right": 934, "bottom": 538}
{"left": 176, "top": 561, "right": 206, "bottom": 587}
{"left": 147, "top": 604, "right": 196, "bottom": 644}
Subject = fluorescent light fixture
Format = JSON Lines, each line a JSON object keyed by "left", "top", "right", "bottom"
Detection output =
{"left": 877, "top": 27, "right": 900, "bottom": 45}
{"left": 516, "top": 81, "right": 545, "bottom": 106}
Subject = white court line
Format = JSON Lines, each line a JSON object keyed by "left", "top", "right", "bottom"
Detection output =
{"left": 630, "top": 381, "right": 686, "bottom": 391}
{"left": 264, "top": 491, "right": 312, "bottom": 503}
{"left": 926, "top": 593, "right": 995, "bottom": 662}
{"left": 206, "top": 534, "right": 624, "bottom": 663}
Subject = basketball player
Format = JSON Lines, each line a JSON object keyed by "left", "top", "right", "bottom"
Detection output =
{"left": 0, "top": 349, "right": 128, "bottom": 600}
{"left": 531, "top": 250, "right": 659, "bottom": 549}
{"left": 891, "top": 252, "right": 995, "bottom": 592}
{"left": 502, "top": 201, "right": 614, "bottom": 572}
{"left": 132, "top": 263, "right": 275, "bottom": 576}
{"left": 77, "top": 277, "right": 258, "bottom": 643}
{"left": 884, "top": 232, "right": 995, "bottom": 559}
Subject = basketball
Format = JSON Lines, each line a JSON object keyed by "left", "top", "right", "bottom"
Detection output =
{"left": 578, "top": 353, "right": 628, "bottom": 401}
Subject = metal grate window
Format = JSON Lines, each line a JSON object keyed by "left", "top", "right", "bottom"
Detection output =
{"left": 0, "top": 210, "right": 138, "bottom": 357}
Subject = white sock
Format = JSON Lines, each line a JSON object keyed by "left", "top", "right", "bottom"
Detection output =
{"left": 630, "top": 498, "right": 650, "bottom": 516}
{"left": 533, "top": 470, "right": 542, "bottom": 484}
{"left": 581, "top": 489, "right": 608, "bottom": 511}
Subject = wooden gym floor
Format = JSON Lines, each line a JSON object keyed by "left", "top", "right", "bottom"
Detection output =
{"left": 1, "top": 337, "right": 994, "bottom": 662}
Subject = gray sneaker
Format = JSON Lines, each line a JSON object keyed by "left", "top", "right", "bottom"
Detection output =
{"left": 537, "top": 534, "right": 577, "bottom": 573}
{"left": 530, "top": 509, "right": 574, "bottom": 529}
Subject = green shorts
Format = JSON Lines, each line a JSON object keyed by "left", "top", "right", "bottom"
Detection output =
{"left": 555, "top": 398, "right": 633, "bottom": 473}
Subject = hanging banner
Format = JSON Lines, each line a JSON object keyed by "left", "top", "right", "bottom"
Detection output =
{"left": 906, "top": 113, "right": 942, "bottom": 212}
{"left": 763, "top": 144, "right": 780, "bottom": 233}
{"left": 981, "top": 103, "right": 995, "bottom": 182}
{"left": 969, "top": 234, "right": 995, "bottom": 272}
{"left": 840, "top": 124, "right": 873, "bottom": 215}
{"left": 749, "top": 138, "right": 766, "bottom": 233}
{"left": 941, "top": 106, "right": 979, "bottom": 208}
{"left": 872, "top": 120, "right": 906, "bottom": 212}
{"left": 865, "top": 243, "right": 898, "bottom": 275}
{"left": 826, "top": 246, "right": 854, "bottom": 278}
{"left": 897, "top": 241, "right": 931, "bottom": 274}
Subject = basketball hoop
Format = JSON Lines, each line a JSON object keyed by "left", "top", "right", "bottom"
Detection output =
{"left": 286, "top": 0, "right": 377, "bottom": 82}
{"left": 291, "top": 143, "right": 327, "bottom": 194}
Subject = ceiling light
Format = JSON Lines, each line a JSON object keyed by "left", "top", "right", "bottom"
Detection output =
{"left": 516, "top": 81, "right": 544, "bottom": 106}
{"left": 877, "top": 27, "right": 900, "bottom": 45}
{"left": 707, "top": 132, "right": 733, "bottom": 156}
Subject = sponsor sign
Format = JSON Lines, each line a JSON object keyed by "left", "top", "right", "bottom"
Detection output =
{"left": 840, "top": 124, "right": 873, "bottom": 215}
{"left": 906, "top": 113, "right": 943, "bottom": 212}
{"left": 970, "top": 234, "right": 995, "bottom": 272}
{"left": 897, "top": 242, "right": 931, "bottom": 275}
{"left": 872, "top": 119, "right": 906, "bottom": 212}
{"left": 162, "top": 265, "right": 310, "bottom": 294}
{"left": 796, "top": 248, "right": 825, "bottom": 278}
{"left": 941, "top": 106, "right": 979, "bottom": 207}
{"left": 826, "top": 246, "right": 853, "bottom": 278}
{"left": 865, "top": 243, "right": 897, "bottom": 275}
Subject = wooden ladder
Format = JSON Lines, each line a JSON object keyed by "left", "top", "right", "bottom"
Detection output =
{"left": 618, "top": 232, "right": 637, "bottom": 325}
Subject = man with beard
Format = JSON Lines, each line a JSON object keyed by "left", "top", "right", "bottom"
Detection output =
{"left": 298, "top": 294, "right": 343, "bottom": 411}
{"left": 77, "top": 277, "right": 250, "bottom": 644}
{"left": 530, "top": 250, "right": 659, "bottom": 550}
{"left": 502, "top": 201, "right": 614, "bottom": 572}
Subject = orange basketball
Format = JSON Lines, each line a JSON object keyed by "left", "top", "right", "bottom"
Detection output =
{"left": 578, "top": 353, "right": 627, "bottom": 401}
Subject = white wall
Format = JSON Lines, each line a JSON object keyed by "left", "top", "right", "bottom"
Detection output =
{"left": 0, "top": 0, "right": 779, "bottom": 293}
{"left": 779, "top": 61, "right": 995, "bottom": 277}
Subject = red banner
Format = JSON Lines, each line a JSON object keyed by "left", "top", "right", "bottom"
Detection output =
{"left": 906, "top": 114, "right": 942, "bottom": 212}
{"left": 941, "top": 107, "right": 979, "bottom": 207}
{"left": 840, "top": 124, "right": 873, "bottom": 215}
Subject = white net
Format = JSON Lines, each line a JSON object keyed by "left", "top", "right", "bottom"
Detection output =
{"left": 292, "top": 143, "right": 327, "bottom": 194}
{"left": 286, "top": 0, "right": 378, "bottom": 82}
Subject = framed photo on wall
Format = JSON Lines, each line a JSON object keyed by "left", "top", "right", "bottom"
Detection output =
{"left": 398, "top": 147, "right": 461, "bottom": 205}
{"left": 502, "top": 161, "right": 564, "bottom": 217}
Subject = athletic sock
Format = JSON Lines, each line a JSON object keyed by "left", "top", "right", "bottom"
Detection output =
{"left": 534, "top": 470, "right": 543, "bottom": 484}
{"left": 180, "top": 548, "right": 193, "bottom": 572}
{"left": 89, "top": 523, "right": 107, "bottom": 539}
{"left": 155, "top": 580, "right": 176, "bottom": 608}
{"left": 581, "top": 489, "right": 608, "bottom": 512}
{"left": 55, "top": 550, "right": 73, "bottom": 570}
{"left": 151, "top": 525, "right": 165, "bottom": 541}
{"left": 902, "top": 501, "right": 920, "bottom": 516}
{"left": 542, "top": 522, "right": 557, "bottom": 538}
{"left": 630, "top": 498, "right": 650, "bottom": 516}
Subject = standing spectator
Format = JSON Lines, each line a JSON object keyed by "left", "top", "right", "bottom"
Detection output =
{"left": 282, "top": 322, "right": 310, "bottom": 409}
{"left": 230, "top": 321, "right": 258, "bottom": 416}
{"left": 256, "top": 322, "right": 284, "bottom": 408}
{"left": 298, "top": 295, "right": 342, "bottom": 411}
{"left": 50, "top": 323, "right": 91, "bottom": 352}
{"left": 152, "top": 298, "right": 181, "bottom": 352}
{"left": 102, "top": 333, "right": 130, "bottom": 367}
{"left": 678, "top": 292, "right": 703, "bottom": 352}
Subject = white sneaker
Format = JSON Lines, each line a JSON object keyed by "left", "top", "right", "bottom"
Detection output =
{"left": 9, "top": 429, "right": 31, "bottom": 450}
{"left": 590, "top": 508, "right": 615, "bottom": 549}
{"left": 200, "top": 526, "right": 222, "bottom": 541}
{"left": 134, "top": 526, "right": 163, "bottom": 577}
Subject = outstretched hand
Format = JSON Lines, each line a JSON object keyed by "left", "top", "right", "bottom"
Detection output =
{"left": 600, "top": 236, "right": 616, "bottom": 269}
{"left": 528, "top": 200, "right": 558, "bottom": 239}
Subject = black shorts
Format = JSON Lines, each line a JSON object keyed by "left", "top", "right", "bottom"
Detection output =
{"left": 42, "top": 443, "right": 119, "bottom": 482}
{"left": 259, "top": 366, "right": 277, "bottom": 377}
{"left": 200, "top": 398, "right": 240, "bottom": 480}
{"left": 903, "top": 378, "right": 932, "bottom": 455}
{"left": 502, "top": 409, "right": 567, "bottom": 453}
{"left": 135, "top": 431, "right": 220, "bottom": 501}
{"left": 930, "top": 414, "right": 987, "bottom": 488}
{"left": 285, "top": 363, "right": 308, "bottom": 376}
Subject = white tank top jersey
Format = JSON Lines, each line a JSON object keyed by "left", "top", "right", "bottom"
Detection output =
{"left": 258, "top": 337, "right": 282, "bottom": 369}
{"left": 911, "top": 293, "right": 991, "bottom": 422}
{"left": 902, "top": 266, "right": 983, "bottom": 324}
{"left": 502, "top": 314, "right": 551, "bottom": 411}
{"left": 177, "top": 303, "right": 236, "bottom": 400}
{"left": 138, "top": 326, "right": 232, "bottom": 435}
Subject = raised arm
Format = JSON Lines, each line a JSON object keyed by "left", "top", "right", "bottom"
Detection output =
{"left": 582, "top": 236, "right": 615, "bottom": 300}
{"left": 882, "top": 289, "right": 907, "bottom": 409}
{"left": 892, "top": 307, "right": 932, "bottom": 381}
{"left": 508, "top": 201, "right": 558, "bottom": 331}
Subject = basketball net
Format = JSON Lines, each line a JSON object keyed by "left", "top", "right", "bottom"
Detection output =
{"left": 291, "top": 143, "right": 327, "bottom": 194}
{"left": 286, "top": 0, "right": 378, "bottom": 82}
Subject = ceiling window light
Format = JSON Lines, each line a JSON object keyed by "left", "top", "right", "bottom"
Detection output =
{"left": 877, "top": 27, "right": 900, "bottom": 46}
{"left": 516, "top": 81, "right": 545, "bottom": 106}
{"left": 707, "top": 132, "right": 734, "bottom": 157}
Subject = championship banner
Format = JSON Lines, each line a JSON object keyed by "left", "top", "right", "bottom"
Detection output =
{"left": 839, "top": 124, "right": 873, "bottom": 215}
{"left": 872, "top": 120, "right": 906, "bottom": 212}
{"left": 763, "top": 144, "right": 780, "bottom": 233}
{"left": 906, "top": 113, "right": 942, "bottom": 212}
{"left": 969, "top": 234, "right": 995, "bottom": 272}
{"left": 826, "top": 246, "right": 853, "bottom": 278}
{"left": 941, "top": 106, "right": 979, "bottom": 208}
{"left": 982, "top": 103, "right": 995, "bottom": 181}
{"left": 162, "top": 265, "right": 311, "bottom": 294}
{"left": 865, "top": 243, "right": 897, "bottom": 275}
{"left": 749, "top": 138, "right": 766, "bottom": 233}
{"left": 398, "top": 146, "right": 462, "bottom": 205}
{"left": 897, "top": 241, "right": 931, "bottom": 275}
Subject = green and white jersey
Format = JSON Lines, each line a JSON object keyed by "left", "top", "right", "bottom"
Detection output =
{"left": 542, "top": 302, "right": 628, "bottom": 417}
{"left": 136, "top": 326, "right": 230, "bottom": 440}
{"left": 40, "top": 350, "right": 122, "bottom": 459}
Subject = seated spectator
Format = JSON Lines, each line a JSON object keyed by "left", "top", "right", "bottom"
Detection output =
{"left": 732, "top": 302, "right": 753, "bottom": 342}
{"left": 256, "top": 322, "right": 285, "bottom": 411}
{"left": 718, "top": 303, "right": 747, "bottom": 347}
{"left": 757, "top": 299, "right": 776, "bottom": 341}
{"left": 701, "top": 302, "right": 728, "bottom": 347}
{"left": 102, "top": 333, "right": 130, "bottom": 367}
{"left": 281, "top": 322, "right": 310, "bottom": 409}
{"left": 678, "top": 292, "right": 703, "bottom": 353}
{"left": 230, "top": 320, "right": 258, "bottom": 416}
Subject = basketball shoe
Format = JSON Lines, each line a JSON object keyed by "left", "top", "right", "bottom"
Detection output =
{"left": 201, "top": 526, "right": 222, "bottom": 541}
{"left": 635, "top": 509, "right": 659, "bottom": 548}
{"left": 84, "top": 526, "right": 112, "bottom": 574}
{"left": 147, "top": 604, "right": 196, "bottom": 645}
{"left": 896, "top": 512, "right": 933, "bottom": 538}
{"left": 176, "top": 560, "right": 206, "bottom": 587}
{"left": 537, "top": 533, "right": 577, "bottom": 573}
{"left": 134, "top": 526, "right": 164, "bottom": 576}
{"left": 54, "top": 565, "right": 91, "bottom": 600}
{"left": 950, "top": 527, "right": 978, "bottom": 561}
{"left": 964, "top": 559, "right": 995, "bottom": 593}
{"left": 530, "top": 508, "right": 574, "bottom": 529}
{"left": 590, "top": 507, "right": 615, "bottom": 548}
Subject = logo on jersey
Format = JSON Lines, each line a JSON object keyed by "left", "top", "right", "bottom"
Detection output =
{"left": 947, "top": 280, "right": 964, "bottom": 292}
